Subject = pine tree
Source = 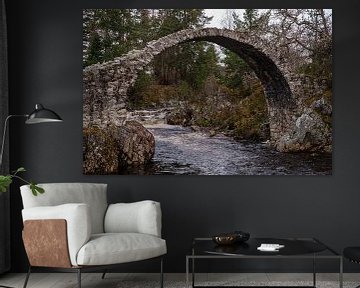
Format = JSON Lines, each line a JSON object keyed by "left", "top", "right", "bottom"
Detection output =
{"left": 221, "top": 9, "right": 270, "bottom": 93}
{"left": 233, "top": 9, "right": 270, "bottom": 34}
{"left": 153, "top": 9, "right": 212, "bottom": 86}
{"left": 85, "top": 33, "right": 103, "bottom": 66}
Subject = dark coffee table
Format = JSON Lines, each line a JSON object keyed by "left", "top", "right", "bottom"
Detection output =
{"left": 186, "top": 237, "right": 342, "bottom": 288}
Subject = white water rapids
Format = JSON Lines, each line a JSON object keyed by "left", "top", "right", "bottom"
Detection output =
{"left": 136, "top": 124, "right": 332, "bottom": 176}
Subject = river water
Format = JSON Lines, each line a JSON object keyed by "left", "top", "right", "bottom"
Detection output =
{"left": 133, "top": 124, "right": 332, "bottom": 175}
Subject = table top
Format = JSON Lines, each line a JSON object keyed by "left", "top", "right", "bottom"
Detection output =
{"left": 190, "top": 237, "right": 340, "bottom": 258}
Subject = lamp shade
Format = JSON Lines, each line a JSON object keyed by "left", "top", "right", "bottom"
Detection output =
{"left": 25, "top": 104, "right": 63, "bottom": 124}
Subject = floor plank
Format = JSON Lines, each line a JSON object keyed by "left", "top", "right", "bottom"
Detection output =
{"left": 0, "top": 273, "right": 359, "bottom": 288}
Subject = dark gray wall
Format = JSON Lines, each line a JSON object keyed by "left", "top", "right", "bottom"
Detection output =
{"left": 5, "top": 0, "right": 360, "bottom": 273}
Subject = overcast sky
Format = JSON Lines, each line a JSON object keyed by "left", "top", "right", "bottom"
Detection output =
{"left": 204, "top": 9, "right": 243, "bottom": 28}
{"left": 204, "top": 9, "right": 332, "bottom": 29}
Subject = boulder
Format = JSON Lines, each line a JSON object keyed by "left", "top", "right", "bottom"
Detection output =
{"left": 83, "top": 126, "right": 120, "bottom": 174}
{"left": 276, "top": 108, "right": 332, "bottom": 153}
{"left": 311, "top": 97, "right": 332, "bottom": 116}
{"left": 113, "top": 121, "right": 155, "bottom": 168}
{"left": 166, "top": 107, "right": 193, "bottom": 126}
{"left": 83, "top": 121, "right": 155, "bottom": 174}
{"left": 209, "top": 130, "right": 216, "bottom": 137}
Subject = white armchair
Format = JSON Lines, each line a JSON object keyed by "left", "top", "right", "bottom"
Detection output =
{"left": 20, "top": 183, "right": 166, "bottom": 288}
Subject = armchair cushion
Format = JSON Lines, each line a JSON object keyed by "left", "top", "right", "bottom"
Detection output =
{"left": 21, "top": 183, "right": 108, "bottom": 234}
{"left": 76, "top": 233, "right": 167, "bottom": 266}
{"left": 104, "top": 200, "right": 162, "bottom": 237}
{"left": 22, "top": 203, "right": 91, "bottom": 266}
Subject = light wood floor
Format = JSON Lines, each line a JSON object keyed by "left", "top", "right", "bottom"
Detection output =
{"left": 0, "top": 273, "right": 359, "bottom": 288}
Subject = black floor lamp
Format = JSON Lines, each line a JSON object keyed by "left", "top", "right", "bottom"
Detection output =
{"left": 0, "top": 103, "right": 63, "bottom": 167}
{"left": 0, "top": 103, "right": 62, "bottom": 288}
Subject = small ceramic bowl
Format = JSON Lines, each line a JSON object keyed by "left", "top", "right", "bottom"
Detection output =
{"left": 212, "top": 233, "right": 237, "bottom": 245}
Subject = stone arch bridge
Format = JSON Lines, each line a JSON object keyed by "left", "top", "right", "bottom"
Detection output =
{"left": 83, "top": 28, "right": 331, "bottom": 152}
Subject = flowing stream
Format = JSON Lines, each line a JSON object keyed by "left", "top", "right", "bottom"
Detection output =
{"left": 132, "top": 124, "right": 331, "bottom": 175}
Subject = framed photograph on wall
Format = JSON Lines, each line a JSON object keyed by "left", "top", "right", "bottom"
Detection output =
{"left": 83, "top": 9, "right": 332, "bottom": 175}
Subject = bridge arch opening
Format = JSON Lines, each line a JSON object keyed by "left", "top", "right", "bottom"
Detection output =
{"left": 126, "top": 29, "right": 295, "bottom": 111}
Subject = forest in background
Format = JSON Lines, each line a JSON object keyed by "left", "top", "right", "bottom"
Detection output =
{"left": 83, "top": 9, "right": 332, "bottom": 141}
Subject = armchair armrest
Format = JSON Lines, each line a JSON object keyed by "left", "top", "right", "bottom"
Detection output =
{"left": 104, "top": 200, "right": 162, "bottom": 237}
{"left": 22, "top": 203, "right": 91, "bottom": 266}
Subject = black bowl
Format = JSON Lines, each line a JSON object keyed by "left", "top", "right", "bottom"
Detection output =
{"left": 233, "top": 230, "right": 250, "bottom": 242}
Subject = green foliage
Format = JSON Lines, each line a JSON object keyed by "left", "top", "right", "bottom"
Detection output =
{"left": 297, "top": 40, "right": 332, "bottom": 86}
{"left": 221, "top": 50, "right": 250, "bottom": 90}
{"left": 85, "top": 34, "right": 103, "bottom": 66}
{"left": 15, "top": 167, "right": 26, "bottom": 173}
{"left": 188, "top": 45, "right": 220, "bottom": 90}
{"left": 83, "top": 9, "right": 150, "bottom": 67}
{"left": 0, "top": 167, "right": 43, "bottom": 196}
{"left": 129, "top": 84, "right": 179, "bottom": 109}
{"left": 191, "top": 79, "right": 269, "bottom": 140}
{"left": 233, "top": 9, "right": 270, "bottom": 34}
{"left": 0, "top": 175, "right": 12, "bottom": 192}
{"left": 235, "top": 9, "right": 259, "bottom": 31}
{"left": 152, "top": 10, "right": 213, "bottom": 87}
{"left": 232, "top": 86, "right": 268, "bottom": 140}
{"left": 128, "top": 71, "right": 155, "bottom": 109}
{"left": 83, "top": 9, "right": 212, "bottom": 68}
{"left": 30, "top": 182, "right": 45, "bottom": 196}
{"left": 177, "top": 81, "right": 193, "bottom": 101}
{"left": 156, "top": 9, "right": 212, "bottom": 36}
{"left": 221, "top": 9, "right": 269, "bottom": 96}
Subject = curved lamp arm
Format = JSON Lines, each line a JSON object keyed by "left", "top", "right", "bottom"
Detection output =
{"left": 0, "top": 114, "right": 28, "bottom": 168}
{"left": 0, "top": 104, "right": 63, "bottom": 169}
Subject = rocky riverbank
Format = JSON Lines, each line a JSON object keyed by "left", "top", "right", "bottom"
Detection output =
{"left": 83, "top": 121, "right": 155, "bottom": 174}
{"left": 83, "top": 92, "right": 332, "bottom": 174}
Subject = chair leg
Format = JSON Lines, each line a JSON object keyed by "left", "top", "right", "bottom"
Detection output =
{"left": 160, "top": 257, "right": 164, "bottom": 288}
{"left": 23, "top": 266, "right": 31, "bottom": 288}
{"left": 77, "top": 268, "right": 81, "bottom": 288}
{"left": 101, "top": 270, "right": 107, "bottom": 279}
